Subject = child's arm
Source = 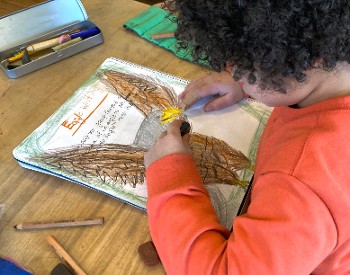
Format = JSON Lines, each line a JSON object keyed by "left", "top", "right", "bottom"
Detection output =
{"left": 146, "top": 165, "right": 336, "bottom": 274}
{"left": 144, "top": 120, "right": 191, "bottom": 169}
{"left": 178, "top": 70, "right": 245, "bottom": 112}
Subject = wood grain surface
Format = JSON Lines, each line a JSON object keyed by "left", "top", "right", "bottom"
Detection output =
{"left": 0, "top": 0, "right": 45, "bottom": 17}
{"left": 0, "top": 0, "right": 207, "bottom": 274}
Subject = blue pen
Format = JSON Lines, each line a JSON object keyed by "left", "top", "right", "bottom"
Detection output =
{"left": 70, "top": 26, "right": 101, "bottom": 39}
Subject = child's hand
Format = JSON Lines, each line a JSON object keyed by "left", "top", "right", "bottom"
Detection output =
{"left": 144, "top": 120, "right": 192, "bottom": 168}
{"left": 178, "top": 70, "right": 245, "bottom": 112}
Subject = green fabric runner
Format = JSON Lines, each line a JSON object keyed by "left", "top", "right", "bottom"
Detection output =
{"left": 123, "top": 6, "right": 199, "bottom": 62}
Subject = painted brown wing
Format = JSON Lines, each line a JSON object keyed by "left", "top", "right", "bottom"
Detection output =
{"left": 190, "top": 133, "right": 251, "bottom": 187}
{"left": 32, "top": 144, "right": 146, "bottom": 188}
{"left": 103, "top": 71, "right": 177, "bottom": 116}
{"left": 32, "top": 133, "right": 250, "bottom": 188}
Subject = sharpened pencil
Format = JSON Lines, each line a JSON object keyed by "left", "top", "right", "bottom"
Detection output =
{"left": 14, "top": 217, "right": 104, "bottom": 230}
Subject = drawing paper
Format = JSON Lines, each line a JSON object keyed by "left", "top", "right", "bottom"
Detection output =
{"left": 13, "top": 57, "right": 272, "bottom": 228}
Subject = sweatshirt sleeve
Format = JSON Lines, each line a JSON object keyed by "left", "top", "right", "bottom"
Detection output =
{"left": 146, "top": 154, "right": 337, "bottom": 274}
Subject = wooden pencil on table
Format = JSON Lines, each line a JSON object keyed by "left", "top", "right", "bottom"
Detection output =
{"left": 151, "top": 32, "right": 175, "bottom": 40}
{"left": 14, "top": 217, "right": 104, "bottom": 230}
{"left": 47, "top": 235, "right": 88, "bottom": 275}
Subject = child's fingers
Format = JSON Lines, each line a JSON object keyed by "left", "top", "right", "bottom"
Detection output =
{"left": 182, "top": 132, "right": 191, "bottom": 143}
{"left": 158, "top": 130, "right": 167, "bottom": 139}
{"left": 203, "top": 89, "right": 244, "bottom": 112}
{"left": 166, "top": 120, "right": 184, "bottom": 135}
{"left": 178, "top": 90, "right": 199, "bottom": 110}
{"left": 179, "top": 71, "right": 236, "bottom": 110}
{"left": 179, "top": 81, "right": 218, "bottom": 110}
{"left": 181, "top": 77, "right": 219, "bottom": 98}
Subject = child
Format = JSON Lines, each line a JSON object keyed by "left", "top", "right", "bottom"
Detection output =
{"left": 144, "top": 1, "right": 350, "bottom": 274}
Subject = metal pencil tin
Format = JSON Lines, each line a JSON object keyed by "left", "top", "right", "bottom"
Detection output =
{"left": 0, "top": 0, "right": 104, "bottom": 78}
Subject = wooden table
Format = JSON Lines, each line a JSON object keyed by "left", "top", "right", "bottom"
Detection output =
{"left": 0, "top": 1, "right": 205, "bottom": 274}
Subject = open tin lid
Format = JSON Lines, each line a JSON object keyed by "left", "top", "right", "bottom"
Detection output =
{"left": 0, "top": 0, "right": 88, "bottom": 52}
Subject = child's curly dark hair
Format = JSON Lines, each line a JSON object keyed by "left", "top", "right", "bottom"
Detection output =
{"left": 165, "top": 0, "right": 350, "bottom": 92}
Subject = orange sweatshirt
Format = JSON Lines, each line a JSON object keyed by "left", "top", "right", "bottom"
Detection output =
{"left": 146, "top": 95, "right": 350, "bottom": 274}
